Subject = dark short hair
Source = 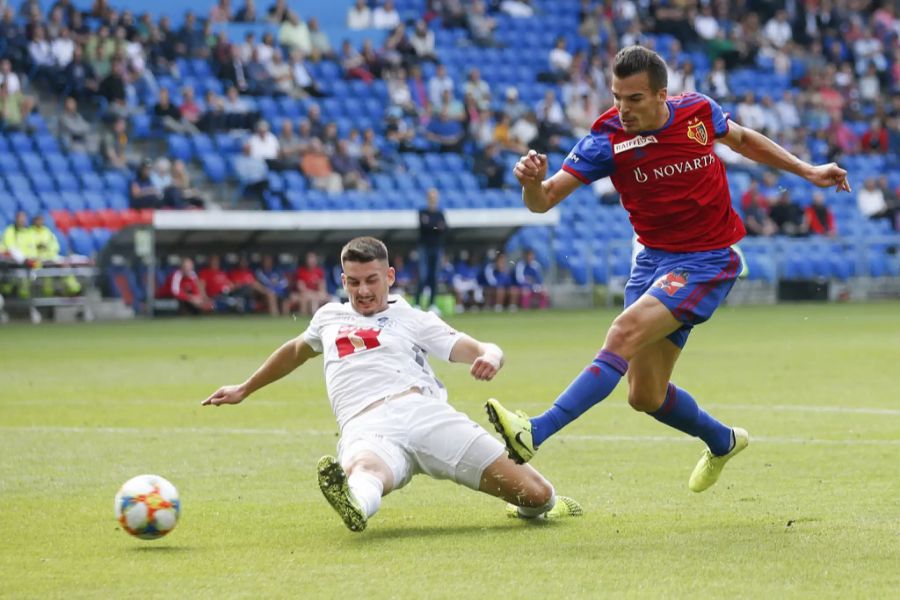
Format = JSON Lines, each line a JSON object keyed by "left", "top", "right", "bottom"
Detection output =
{"left": 341, "top": 236, "right": 389, "bottom": 265}
{"left": 613, "top": 46, "right": 668, "bottom": 91}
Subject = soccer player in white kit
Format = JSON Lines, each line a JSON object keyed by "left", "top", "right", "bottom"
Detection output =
{"left": 203, "top": 237, "right": 582, "bottom": 532}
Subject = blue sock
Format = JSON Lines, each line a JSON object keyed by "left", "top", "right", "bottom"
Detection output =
{"left": 530, "top": 350, "right": 628, "bottom": 447}
{"left": 651, "top": 384, "right": 733, "bottom": 455}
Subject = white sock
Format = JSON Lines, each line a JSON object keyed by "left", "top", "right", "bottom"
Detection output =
{"left": 516, "top": 490, "right": 557, "bottom": 518}
{"left": 347, "top": 471, "right": 384, "bottom": 518}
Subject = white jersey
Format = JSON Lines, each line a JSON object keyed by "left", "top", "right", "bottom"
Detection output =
{"left": 302, "top": 295, "right": 462, "bottom": 430}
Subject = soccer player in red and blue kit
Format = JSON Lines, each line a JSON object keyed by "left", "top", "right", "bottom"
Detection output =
{"left": 486, "top": 46, "right": 852, "bottom": 492}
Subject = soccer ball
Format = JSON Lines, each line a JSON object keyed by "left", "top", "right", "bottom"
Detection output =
{"left": 114, "top": 474, "right": 180, "bottom": 540}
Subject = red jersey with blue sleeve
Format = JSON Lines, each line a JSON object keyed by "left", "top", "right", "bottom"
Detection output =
{"left": 561, "top": 92, "right": 745, "bottom": 252}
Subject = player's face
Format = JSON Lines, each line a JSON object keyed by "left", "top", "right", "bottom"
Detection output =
{"left": 342, "top": 259, "right": 395, "bottom": 316}
{"left": 611, "top": 72, "right": 667, "bottom": 134}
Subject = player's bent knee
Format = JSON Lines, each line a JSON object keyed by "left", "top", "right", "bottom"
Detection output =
{"left": 517, "top": 470, "right": 553, "bottom": 507}
{"left": 627, "top": 389, "right": 665, "bottom": 413}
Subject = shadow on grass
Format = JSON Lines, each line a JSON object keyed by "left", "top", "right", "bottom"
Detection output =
{"left": 126, "top": 544, "right": 194, "bottom": 553}
{"left": 348, "top": 520, "right": 558, "bottom": 543}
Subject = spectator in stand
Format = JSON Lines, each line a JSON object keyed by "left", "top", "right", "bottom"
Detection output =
{"left": 373, "top": 0, "right": 401, "bottom": 30}
{"left": 301, "top": 138, "right": 343, "bottom": 192}
{"left": 199, "top": 90, "right": 229, "bottom": 132}
{"left": 249, "top": 119, "right": 280, "bottom": 167}
{"left": 228, "top": 255, "right": 279, "bottom": 316}
{"left": 769, "top": 190, "right": 808, "bottom": 237}
{"left": 221, "top": 46, "right": 250, "bottom": 94}
{"left": 385, "top": 106, "right": 415, "bottom": 152}
{"left": 209, "top": 0, "right": 232, "bottom": 25}
{"left": 515, "top": 249, "right": 549, "bottom": 310}
{"left": 360, "top": 39, "right": 386, "bottom": 79}
{"left": 474, "top": 143, "right": 505, "bottom": 188}
{"left": 267, "top": 0, "right": 289, "bottom": 23}
{"left": 279, "top": 11, "right": 312, "bottom": 55}
{"left": 102, "top": 117, "right": 134, "bottom": 171}
{"left": 1, "top": 211, "right": 36, "bottom": 266}
{"left": 293, "top": 251, "right": 330, "bottom": 315}
{"left": 274, "top": 120, "right": 303, "bottom": 170}
{"left": 428, "top": 63, "right": 454, "bottom": 108}
{"left": 160, "top": 257, "right": 213, "bottom": 315}
{"left": 58, "top": 96, "right": 92, "bottom": 153}
{"left": 99, "top": 58, "right": 128, "bottom": 118}
{"left": 566, "top": 89, "right": 600, "bottom": 138}
{"left": 178, "top": 86, "right": 202, "bottom": 127}
{"left": 415, "top": 188, "right": 447, "bottom": 309}
{"left": 0, "top": 80, "right": 33, "bottom": 131}
{"left": 542, "top": 37, "right": 572, "bottom": 83}
{"left": 467, "top": 0, "right": 498, "bottom": 47}
{"left": 234, "top": 141, "right": 269, "bottom": 205}
{"left": 452, "top": 251, "right": 484, "bottom": 311}
{"left": 149, "top": 157, "right": 172, "bottom": 196}
{"left": 463, "top": 68, "right": 491, "bottom": 111}
{"left": 857, "top": 177, "right": 897, "bottom": 230}
{"left": 235, "top": 0, "right": 257, "bottom": 23}
{"left": 383, "top": 23, "right": 415, "bottom": 69}
{"left": 267, "top": 50, "right": 293, "bottom": 96}
{"left": 509, "top": 111, "right": 540, "bottom": 152}
{"left": 307, "top": 17, "right": 334, "bottom": 60}
{"left": 0, "top": 59, "right": 22, "bottom": 95}
{"left": 340, "top": 40, "right": 374, "bottom": 84}
{"left": 742, "top": 192, "right": 778, "bottom": 237}
{"left": 332, "top": 140, "right": 370, "bottom": 191}
{"left": 407, "top": 64, "right": 430, "bottom": 114}
{"left": 28, "top": 25, "right": 56, "bottom": 89}
{"left": 426, "top": 106, "right": 465, "bottom": 152}
{"left": 410, "top": 19, "right": 437, "bottom": 63}
{"left": 255, "top": 254, "right": 293, "bottom": 314}
{"left": 500, "top": 0, "right": 534, "bottom": 18}
{"left": 861, "top": 118, "right": 889, "bottom": 154}
{"left": 154, "top": 87, "right": 196, "bottom": 134}
{"left": 804, "top": 191, "right": 837, "bottom": 237}
{"left": 200, "top": 255, "right": 251, "bottom": 313}
{"left": 482, "top": 251, "right": 518, "bottom": 311}
{"left": 501, "top": 86, "right": 528, "bottom": 122}
{"left": 347, "top": 0, "right": 371, "bottom": 30}
{"left": 246, "top": 47, "right": 276, "bottom": 95}
{"left": 130, "top": 159, "right": 163, "bottom": 209}
{"left": 61, "top": 47, "right": 97, "bottom": 101}
{"left": 736, "top": 92, "right": 766, "bottom": 132}
{"left": 391, "top": 253, "right": 415, "bottom": 296}
{"left": 704, "top": 57, "right": 730, "bottom": 98}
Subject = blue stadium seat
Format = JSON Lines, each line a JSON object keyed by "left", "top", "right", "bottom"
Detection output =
{"left": 67, "top": 227, "right": 94, "bottom": 256}
{"left": 54, "top": 173, "right": 81, "bottom": 194}
{"left": 192, "top": 133, "right": 215, "bottom": 156}
{"left": 104, "top": 172, "right": 129, "bottom": 194}
{"left": 29, "top": 172, "right": 55, "bottom": 195}
{"left": 108, "top": 193, "right": 130, "bottom": 211}
{"left": 92, "top": 228, "right": 113, "bottom": 253}
{"left": 61, "top": 191, "right": 87, "bottom": 212}
{"left": 39, "top": 192, "right": 64, "bottom": 212}
{"left": 69, "top": 153, "right": 94, "bottom": 173}
{"left": 83, "top": 191, "right": 106, "bottom": 211}
{"left": 167, "top": 134, "right": 192, "bottom": 161}
{"left": 282, "top": 171, "right": 308, "bottom": 192}
{"left": 8, "top": 132, "right": 33, "bottom": 153}
{"left": 201, "top": 154, "right": 227, "bottom": 183}
{"left": 15, "top": 193, "right": 41, "bottom": 217}
{"left": 80, "top": 172, "right": 105, "bottom": 192}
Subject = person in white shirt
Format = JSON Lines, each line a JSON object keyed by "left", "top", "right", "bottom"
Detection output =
{"left": 372, "top": 0, "right": 400, "bottom": 30}
{"left": 347, "top": 0, "right": 371, "bottom": 29}
{"left": 427, "top": 63, "right": 454, "bottom": 108}
{"left": 203, "top": 237, "right": 583, "bottom": 532}
{"left": 763, "top": 10, "right": 792, "bottom": 49}
{"left": 248, "top": 119, "right": 280, "bottom": 161}
{"left": 856, "top": 177, "right": 896, "bottom": 227}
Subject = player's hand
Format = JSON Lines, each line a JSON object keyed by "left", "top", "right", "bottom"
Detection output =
{"left": 470, "top": 353, "right": 503, "bottom": 381}
{"left": 201, "top": 384, "right": 247, "bottom": 406}
{"left": 514, "top": 150, "right": 548, "bottom": 187}
{"left": 807, "top": 162, "right": 851, "bottom": 193}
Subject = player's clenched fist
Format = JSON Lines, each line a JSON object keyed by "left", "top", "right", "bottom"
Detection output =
{"left": 514, "top": 149, "right": 548, "bottom": 185}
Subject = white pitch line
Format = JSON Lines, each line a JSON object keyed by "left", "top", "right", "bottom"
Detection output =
{"left": 709, "top": 404, "right": 900, "bottom": 416}
{"left": 1, "top": 426, "right": 897, "bottom": 446}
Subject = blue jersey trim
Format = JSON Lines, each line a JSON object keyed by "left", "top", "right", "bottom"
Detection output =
{"left": 639, "top": 101, "right": 676, "bottom": 135}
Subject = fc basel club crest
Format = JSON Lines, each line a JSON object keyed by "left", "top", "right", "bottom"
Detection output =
{"left": 655, "top": 271, "right": 689, "bottom": 296}
{"left": 686, "top": 118, "right": 708, "bottom": 146}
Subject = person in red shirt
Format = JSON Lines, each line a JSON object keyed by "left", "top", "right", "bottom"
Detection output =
{"left": 293, "top": 251, "right": 330, "bottom": 315}
{"left": 199, "top": 254, "right": 248, "bottom": 313}
{"left": 159, "top": 257, "right": 213, "bottom": 314}
{"left": 486, "top": 46, "right": 852, "bottom": 494}
{"left": 804, "top": 191, "right": 837, "bottom": 236}
{"left": 860, "top": 118, "right": 889, "bottom": 154}
{"left": 228, "top": 255, "right": 279, "bottom": 316}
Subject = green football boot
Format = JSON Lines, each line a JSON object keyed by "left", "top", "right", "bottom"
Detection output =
{"left": 485, "top": 398, "right": 537, "bottom": 464}
{"left": 317, "top": 456, "right": 367, "bottom": 532}
{"left": 688, "top": 428, "right": 750, "bottom": 493}
{"left": 506, "top": 495, "right": 584, "bottom": 519}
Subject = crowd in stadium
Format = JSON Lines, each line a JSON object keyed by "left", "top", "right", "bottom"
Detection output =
{"left": 0, "top": 0, "right": 898, "bottom": 316}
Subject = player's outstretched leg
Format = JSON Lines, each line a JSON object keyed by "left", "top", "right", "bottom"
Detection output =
{"left": 317, "top": 456, "right": 368, "bottom": 532}
{"left": 478, "top": 452, "right": 583, "bottom": 519}
{"left": 689, "top": 427, "right": 750, "bottom": 492}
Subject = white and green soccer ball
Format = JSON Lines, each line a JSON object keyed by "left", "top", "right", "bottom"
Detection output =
{"left": 114, "top": 474, "right": 180, "bottom": 540}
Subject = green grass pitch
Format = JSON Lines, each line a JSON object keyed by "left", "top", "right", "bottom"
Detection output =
{"left": 2, "top": 302, "right": 899, "bottom": 598}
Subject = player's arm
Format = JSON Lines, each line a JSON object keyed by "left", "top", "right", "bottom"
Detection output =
{"left": 202, "top": 336, "right": 320, "bottom": 406}
{"left": 718, "top": 120, "right": 851, "bottom": 192}
{"left": 448, "top": 334, "right": 504, "bottom": 381}
{"left": 516, "top": 150, "right": 582, "bottom": 213}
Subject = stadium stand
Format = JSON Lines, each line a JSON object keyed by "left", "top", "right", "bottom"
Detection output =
{"left": 0, "top": 0, "right": 897, "bottom": 318}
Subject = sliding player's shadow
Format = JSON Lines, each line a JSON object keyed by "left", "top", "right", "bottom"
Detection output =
{"left": 349, "top": 520, "right": 557, "bottom": 542}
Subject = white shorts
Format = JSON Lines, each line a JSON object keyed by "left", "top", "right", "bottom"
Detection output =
{"left": 337, "top": 393, "right": 505, "bottom": 491}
